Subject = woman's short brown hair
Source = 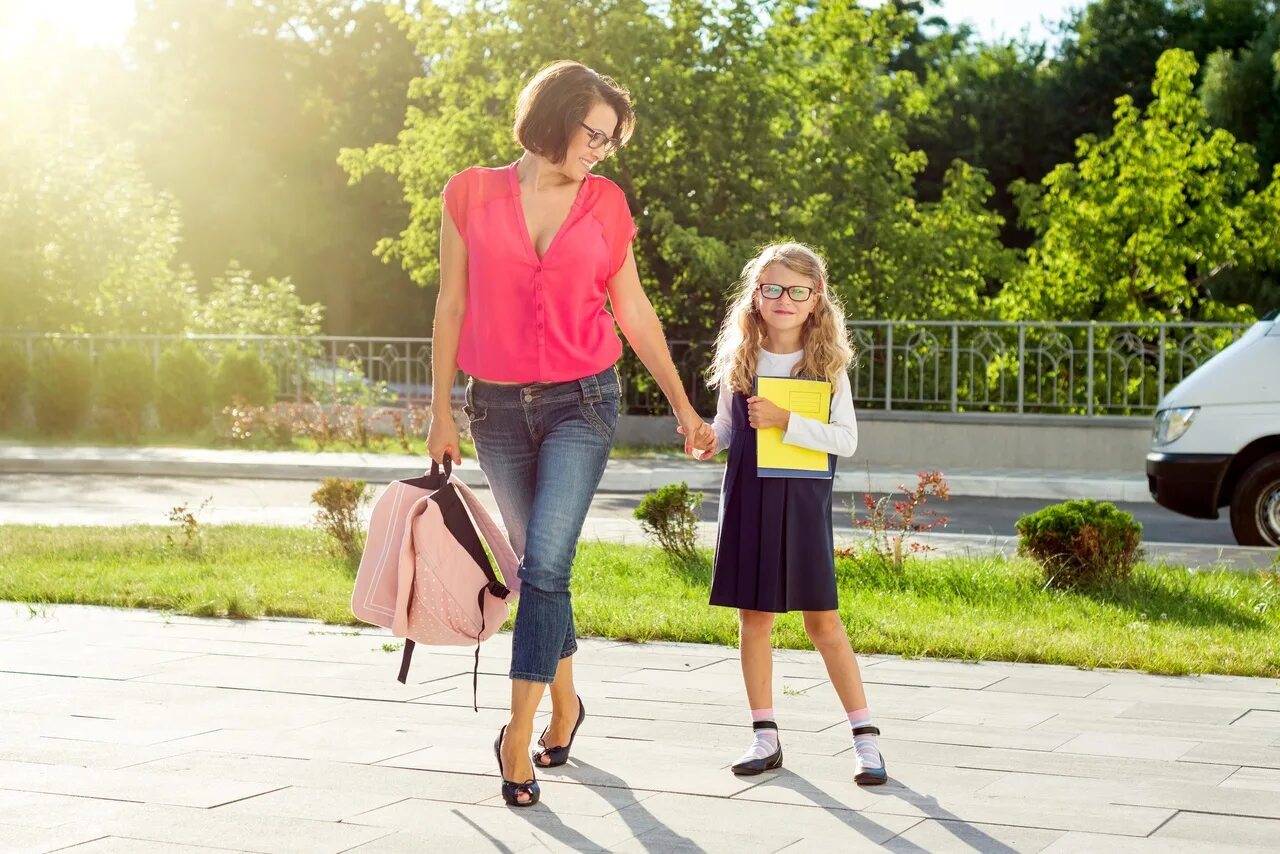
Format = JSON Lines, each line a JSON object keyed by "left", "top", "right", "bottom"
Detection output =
{"left": 513, "top": 61, "right": 635, "bottom": 164}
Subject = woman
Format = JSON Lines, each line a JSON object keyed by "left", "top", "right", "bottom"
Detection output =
{"left": 427, "top": 60, "right": 715, "bottom": 807}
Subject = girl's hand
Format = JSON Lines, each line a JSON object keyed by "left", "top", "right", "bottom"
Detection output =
{"left": 746, "top": 396, "right": 789, "bottom": 431}
{"left": 427, "top": 410, "right": 463, "bottom": 465}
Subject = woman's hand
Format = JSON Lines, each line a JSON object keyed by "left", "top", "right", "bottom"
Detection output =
{"left": 746, "top": 396, "right": 789, "bottom": 431}
{"left": 427, "top": 410, "right": 462, "bottom": 465}
{"left": 677, "top": 420, "right": 718, "bottom": 460}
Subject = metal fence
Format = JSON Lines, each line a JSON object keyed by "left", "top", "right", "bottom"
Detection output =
{"left": 1, "top": 321, "right": 1255, "bottom": 417}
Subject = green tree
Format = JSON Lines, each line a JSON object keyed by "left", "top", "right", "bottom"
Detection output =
{"left": 0, "top": 37, "right": 196, "bottom": 333}
{"left": 343, "top": 0, "right": 1014, "bottom": 345}
{"left": 998, "top": 50, "right": 1280, "bottom": 322}
{"left": 123, "top": 0, "right": 427, "bottom": 335}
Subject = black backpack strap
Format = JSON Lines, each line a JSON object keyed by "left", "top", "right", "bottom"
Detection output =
{"left": 434, "top": 484, "right": 509, "bottom": 596}
{"left": 396, "top": 638, "right": 416, "bottom": 684}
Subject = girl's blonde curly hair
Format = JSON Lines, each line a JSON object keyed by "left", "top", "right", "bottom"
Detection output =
{"left": 707, "top": 242, "right": 854, "bottom": 394}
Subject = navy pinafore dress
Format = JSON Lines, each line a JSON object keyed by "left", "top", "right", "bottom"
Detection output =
{"left": 709, "top": 391, "right": 838, "bottom": 613}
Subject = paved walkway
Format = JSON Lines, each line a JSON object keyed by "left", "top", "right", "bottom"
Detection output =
{"left": 3, "top": 604, "right": 1280, "bottom": 852}
{"left": 0, "top": 444, "right": 1154, "bottom": 502}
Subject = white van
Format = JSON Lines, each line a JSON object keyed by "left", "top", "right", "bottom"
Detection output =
{"left": 1146, "top": 314, "right": 1280, "bottom": 546}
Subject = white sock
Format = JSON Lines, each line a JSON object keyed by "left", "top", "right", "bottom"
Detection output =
{"left": 849, "top": 711, "right": 882, "bottom": 770}
{"left": 737, "top": 714, "right": 779, "bottom": 763}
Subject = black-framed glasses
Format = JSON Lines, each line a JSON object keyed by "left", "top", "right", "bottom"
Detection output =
{"left": 759, "top": 283, "right": 814, "bottom": 302}
{"left": 580, "top": 122, "right": 621, "bottom": 154}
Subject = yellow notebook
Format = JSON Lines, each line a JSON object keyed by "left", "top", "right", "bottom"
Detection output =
{"left": 754, "top": 376, "right": 834, "bottom": 479}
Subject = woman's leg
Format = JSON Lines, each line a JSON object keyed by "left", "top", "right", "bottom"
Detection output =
{"left": 504, "top": 373, "right": 616, "bottom": 781}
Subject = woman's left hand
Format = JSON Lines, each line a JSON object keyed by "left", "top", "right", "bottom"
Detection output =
{"left": 746, "top": 396, "right": 789, "bottom": 431}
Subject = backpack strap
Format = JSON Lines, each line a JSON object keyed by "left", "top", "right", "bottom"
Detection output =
{"left": 453, "top": 479, "right": 521, "bottom": 598}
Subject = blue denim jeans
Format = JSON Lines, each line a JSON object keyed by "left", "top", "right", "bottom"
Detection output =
{"left": 464, "top": 366, "right": 619, "bottom": 683}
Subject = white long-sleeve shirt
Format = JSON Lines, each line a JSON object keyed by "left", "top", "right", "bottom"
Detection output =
{"left": 710, "top": 349, "right": 859, "bottom": 458}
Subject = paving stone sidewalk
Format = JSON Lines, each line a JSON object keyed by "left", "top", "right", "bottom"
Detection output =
{"left": 3, "top": 604, "right": 1280, "bottom": 852}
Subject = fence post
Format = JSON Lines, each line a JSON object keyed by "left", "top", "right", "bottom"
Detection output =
{"left": 1157, "top": 325, "right": 1166, "bottom": 407}
{"left": 1017, "top": 324, "right": 1026, "bottom": 414}
{"left": 1086, "top": 324, "right": 1095, "bottom": 417}
{"left": 950, "top": 324, "right": 959, "bottom": 413}
{"left": 884, "top": 323, "right": 894, "bottom": 411}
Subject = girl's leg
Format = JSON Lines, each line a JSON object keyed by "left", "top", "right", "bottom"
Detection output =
{"left": 801, "top": 610, "right": 867, "bottom": 711}
{"left": 733, "top": 609, "right": 782, "bottom": 772}
{"left": 802, "top": 610, "right": 884, "bottom": 776}
{"left": 739, "top": 608, "right": 776, "bottom": 710}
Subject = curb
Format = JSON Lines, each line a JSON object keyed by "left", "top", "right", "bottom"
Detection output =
{"left": 0, "top": 447, "right": 1152, "bottom": 502}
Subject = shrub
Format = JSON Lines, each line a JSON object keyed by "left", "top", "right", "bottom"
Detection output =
{"left": 1017, "top": 499, "right": 1143, "bottom": 589}
{"left": 634, "top": 481, "right": 703, "bottom": 560}
{"left": 312, "top": 477, "right": 368, "bottom": 567}
{"left": 30, "top": 345, "right": 93, "bottom": 435}
{"left": 854, "top": 470, "right": 951, "bottom": 569}
{"left": 0, "top": 341, "right": 29, "bottom": 428}
{"left": 97, "top": 348, "right": 155, "bottom": 441}
{"left": 214, "top": 348, "right": 277, "bottom": 409}
{"left": 157, "top": 343, "right": 213, "bottom": 434}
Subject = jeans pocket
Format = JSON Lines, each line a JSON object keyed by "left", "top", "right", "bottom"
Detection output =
{"left": 580, "top": 394, "right": 619, "bottom": 443}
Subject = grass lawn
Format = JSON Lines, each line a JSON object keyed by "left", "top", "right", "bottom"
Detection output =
{"left": 4, "top": 524, "right": 1278, "bottom": 677}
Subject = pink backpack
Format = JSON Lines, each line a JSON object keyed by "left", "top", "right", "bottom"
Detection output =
{"left": 351, "top": 460, "right": 519, "bottom": 707}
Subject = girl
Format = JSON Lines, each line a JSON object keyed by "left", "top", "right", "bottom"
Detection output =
{"left": 696, "top": 242, "right": 886, "bottom": 785}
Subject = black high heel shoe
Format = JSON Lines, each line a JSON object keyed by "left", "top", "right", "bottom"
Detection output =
{"left": 533, "top": 695, "right": 586, "bottom": 768}
{"left": 493, "top": 725, "right": 540, "bottom": 807}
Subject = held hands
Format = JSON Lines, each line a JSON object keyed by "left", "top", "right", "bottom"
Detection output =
{"left": 746, "top": 396, "right": 790, "bottom": 431}
{"left": 676, "top": 417, "right": 718, "bottom": 461}
{"left": 427, "top": 410, "right": 463, "bottom": 465}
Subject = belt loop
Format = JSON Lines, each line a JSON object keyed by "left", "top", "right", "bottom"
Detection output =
{"left": 579, "top": 373, "right": 601, "bottom": 403}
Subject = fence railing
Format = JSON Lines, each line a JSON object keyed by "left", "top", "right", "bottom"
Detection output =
{"left": 1, "top": 321, "right": 1256, "bottom": 417}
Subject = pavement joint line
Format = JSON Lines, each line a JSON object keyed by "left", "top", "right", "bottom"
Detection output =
{"left": 209, "top": 784, "right": 291, "bottom": 810}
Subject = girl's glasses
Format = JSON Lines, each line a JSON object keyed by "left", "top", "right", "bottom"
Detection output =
{"left": 579, "top": 122, "right": 621, "bottom": 154}
{"left": 759, "top": 283, "right": 813, "bottom": 302}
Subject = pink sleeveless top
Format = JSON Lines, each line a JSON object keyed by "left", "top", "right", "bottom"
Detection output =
{"left": 442, "top": 162, "right": 637, "bottom": 383}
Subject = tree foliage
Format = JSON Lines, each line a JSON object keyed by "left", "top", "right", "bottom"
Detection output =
{"left": 998, "top": 50, "right": 1280, "bottom": 321}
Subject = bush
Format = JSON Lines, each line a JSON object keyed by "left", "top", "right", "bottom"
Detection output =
{"left": 0, "top": 341, "right": 29, "bottom": 428}
{"left": 97, "top": 348, "right": 155, "bottom": 441}
{"left": 1017, "top": 499, "right": 1143, "bottom": 589}
{"left": 312, "top": 477, "right": 368, "bottom": 567}
{"left": 634, "top": 481, "right": 703, "bottom": 560}
{"left": 30, "top": 345, "right": 93, "bottom": 435}
{"left": 214, "top": 348, "right": 277, "bottom": 409}
{"left": 157, "top": 343, "right": 214, "bottom": 434}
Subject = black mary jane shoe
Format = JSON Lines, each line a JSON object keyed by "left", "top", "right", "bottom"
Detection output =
{"left": 730, "top": 720, "right": 784, "bottom": 776}
{"left": 494, "top": 725, "right": 540, "bottom": 807}
{"left": 533, "top": 695, "right": 586, "bottom": 768}
{"left": 852, "top": 724, "right": 889, "bottom": 786}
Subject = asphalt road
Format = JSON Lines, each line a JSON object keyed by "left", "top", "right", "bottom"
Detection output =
{"left": 0, "top": 473, "right": 1241, "bottom": 546}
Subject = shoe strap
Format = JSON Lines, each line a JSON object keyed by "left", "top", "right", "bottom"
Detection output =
{"left": 852, "top": 724, "right": 880, "bottom": 737}
{"left": 752, "top": 720, "right": 778, "bottom": 731}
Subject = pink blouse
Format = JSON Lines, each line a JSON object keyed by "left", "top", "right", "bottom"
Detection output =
{"left": 442, "top": 162, "right": 638, "bottom": 383}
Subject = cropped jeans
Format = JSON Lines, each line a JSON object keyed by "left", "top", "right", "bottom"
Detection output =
{"left": 464, "top": 366, "right": 619, "bottom": 683}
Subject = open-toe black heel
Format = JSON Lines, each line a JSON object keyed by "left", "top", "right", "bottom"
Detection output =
{"left": 494, "top": 725, "right": 540, "bottom": 807}
{"left": 534, "top": 695, "right": 586, "bottom": 768}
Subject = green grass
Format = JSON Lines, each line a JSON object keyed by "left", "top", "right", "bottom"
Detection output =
{"left": 3, "top": 524, "right": 1278, "bottom": 677}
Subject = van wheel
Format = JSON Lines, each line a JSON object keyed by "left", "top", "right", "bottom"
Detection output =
{"left": 1230, "top": 454, "right": 1280, "bottom": 547}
